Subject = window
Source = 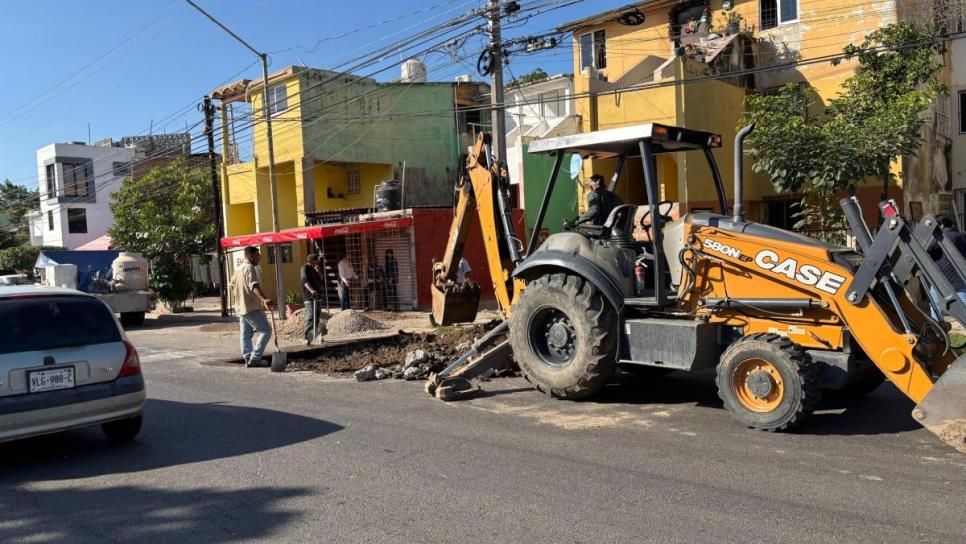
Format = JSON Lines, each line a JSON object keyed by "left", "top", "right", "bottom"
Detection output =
{"left": 44, "top": 163, "right": 56, "bottom": 199}
{"left": 61, "top": 161, "right": 89, "bottom": 197}
{"left": 579, "top": 30, "right": 606, "bottom": 71}
{"left": 347, "top": 168, "right": 361, "bottom": 195}
{"left": 112, "top": 161, "right": 132, "bottom": 177}
{"left": 0, "top": 296, "right": 121, "bottom": 355}
{"left": 47, "top": 210, "right": 54, "bottom": 231}
{"left": 959, "top": 90, "right": 966, "bottom": 134}
{"left": 67, "top": 208, "right": 87, "bottom": 234}
{"left": 760, "top": 0, "right": 798, "bottom": 30}
{"left": 266, "top": 243, "right": 293, "bottom": 264}
{"left": 539, "top": 89, "right": 564, "bottom": 118}
{"left": 269, "top": 84, "right": 287, "bottom": 114}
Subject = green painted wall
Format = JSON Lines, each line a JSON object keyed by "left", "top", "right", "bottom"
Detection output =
{"left": 522, "top": 143, "right": 577, "bottom": 246}
{"left": 299, "top": 71, "right": 461, "bottom": 206}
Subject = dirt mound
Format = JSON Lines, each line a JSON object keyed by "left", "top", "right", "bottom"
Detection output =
{"left": 325, "top": 310, "right": 389, "bottom": 338}
{"left": 289, "top": 321, "right": 500, "bottom": 374}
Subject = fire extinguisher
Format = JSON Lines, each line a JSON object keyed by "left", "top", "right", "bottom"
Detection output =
{"left": 634, "top": 262, "right": 647, "bottom": 296}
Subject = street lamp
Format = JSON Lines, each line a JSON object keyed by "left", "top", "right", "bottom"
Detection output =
{"left": 185, "top": 0, "right": 286, "bottom": 318}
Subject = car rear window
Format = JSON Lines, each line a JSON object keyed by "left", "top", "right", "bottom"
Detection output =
{"left": 0, "top": 296, "right": 121, "bottom": 355}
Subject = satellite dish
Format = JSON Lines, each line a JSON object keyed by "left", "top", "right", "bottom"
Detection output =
{"left": 569, "top": 154, "right": 583, "bottom": 180}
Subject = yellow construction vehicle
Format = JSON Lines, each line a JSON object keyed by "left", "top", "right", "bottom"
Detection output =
{"left": 428, "top": 124, "right": 966, "bottom": 453}
{"left": 429, "top": 133, "right": 522, "bottom": 327}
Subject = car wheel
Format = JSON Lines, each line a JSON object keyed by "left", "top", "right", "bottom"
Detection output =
{"left": 102, "top": 415, "right": 143, "bottom": 442}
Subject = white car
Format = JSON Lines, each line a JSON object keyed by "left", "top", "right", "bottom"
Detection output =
{"left": 0, "top": 286, "right": 146, "bottom": 443}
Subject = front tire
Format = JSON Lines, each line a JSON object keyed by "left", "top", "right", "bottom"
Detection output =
{"left": 716, "top": 333, "right": 820, "bottom": 432}
{"left": 102, "top": 415, "right": 143, "bottom": 442}
{"left": 510, "top": 272, "right": 618, "bottom": 399}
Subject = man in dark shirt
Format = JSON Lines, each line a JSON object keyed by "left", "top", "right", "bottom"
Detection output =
{"left": 384, "top": 249, "right": 399, "bottom": 312}
{"left": 927, "top": 215, "right": 966, "bottom": 318}
{"left": 301, "top": 254, "right": 324, "bottom": 345}
{"left": 563, "top": 174, "right": 623, "bottom": 229}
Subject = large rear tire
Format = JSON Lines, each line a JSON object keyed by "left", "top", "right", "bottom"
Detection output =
{"left": 833, "top": 364, "right": 886, "bottom": 400}
{"left": 510, "top": 272, "right": 618, "bottom": 399}
{"left": 716, "top": 333, "right": 821, "bottom": 432}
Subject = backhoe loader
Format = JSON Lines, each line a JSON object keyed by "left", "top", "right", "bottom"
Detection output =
{"left": 426, "top": 124, "right": 966, "bottom": 453}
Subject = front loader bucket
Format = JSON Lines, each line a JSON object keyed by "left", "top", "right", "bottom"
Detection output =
{"left": 431, "top": 281, "right": 481, "bottom": 326}
{"left": 914, "top": 357, "right": 966, "bottom": 453}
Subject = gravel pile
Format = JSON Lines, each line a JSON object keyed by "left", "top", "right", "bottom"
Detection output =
{"left": 277, "top": 308, "right": 328, "bottom": 340}
{"left": 325, "top": 310, "right": 389, "bottom": 338}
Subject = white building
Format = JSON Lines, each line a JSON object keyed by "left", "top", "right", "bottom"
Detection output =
{"left": 504, "top": 74, "right": 579, "bottom": 202}
{"left": 27, "top": 142, "right": 135, "bottom": 249}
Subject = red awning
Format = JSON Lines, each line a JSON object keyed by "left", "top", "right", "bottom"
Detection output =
{"left": 220, "top": 216, "right": 412, "bottom": 248}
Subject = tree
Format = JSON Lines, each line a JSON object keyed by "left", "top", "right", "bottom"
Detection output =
{"left": 108, "top": 159, "right": 215, "bottom": 308}
{"left": 0, "top": 179, "right": 40, "bottom": 248}
{"left": 0, "top": 245, "right": 65, "bottom": 275}
{"left": 741, "top": 22, "right": 945, "bottom": 241}
{"left": 508, "top": 67, "right": 549, "bottom": 88}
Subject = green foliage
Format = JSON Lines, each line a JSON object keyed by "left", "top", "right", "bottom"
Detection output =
{"left": 741, "top": 22, "right": 945, "bottom": 237}
{"left": 0, "top": 179, "right": 40, "bottom": 248}
{"left": 508, "top": 68, "right": 549, "bottom": 88}
{"left": 285, "top": 291, "right": 300, "bottom": 305}
{"left": 108, "top": 158, "right": 214, "bottom": 307}
{"left": 0, "top": 244, "right": 66, "bottom": 275}
{"left": 108, "top": 158, "right": 215, "bottom": 259}
{"left": 148, "top": 254, "right": 192, "bottom": 309}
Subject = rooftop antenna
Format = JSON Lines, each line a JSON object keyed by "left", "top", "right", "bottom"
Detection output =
{"left": 87, "top": 122, "right": 91, "bottom": 144}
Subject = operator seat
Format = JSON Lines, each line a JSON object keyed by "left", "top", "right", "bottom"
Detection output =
{"left": 602, "top": 204, "right": 639, "bottom": 249}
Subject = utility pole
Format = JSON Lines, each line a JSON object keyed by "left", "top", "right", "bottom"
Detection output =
{"left": 185, "top": 0, "right": 286, "bottom": 318}
{"left": 203, "top": 95, "right": 229, "bottom": 317}
{"left": 487, "top": 0, "right": 508, "bottom": 164}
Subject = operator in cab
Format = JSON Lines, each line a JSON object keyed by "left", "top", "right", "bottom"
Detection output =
{"left": 563, "top": 174, "right": 622, "bottom": 230}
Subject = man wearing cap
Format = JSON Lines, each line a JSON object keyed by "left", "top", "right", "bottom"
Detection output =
{"left": 564, "top": 174, "right": 623, "bottom": 230}
{"left": 301, "top": 253, "right": 325, "bottom": 345}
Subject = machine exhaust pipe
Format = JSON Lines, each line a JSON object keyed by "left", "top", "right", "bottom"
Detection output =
{"left": 733, "top": 123, "right": 754, "bottom": 223}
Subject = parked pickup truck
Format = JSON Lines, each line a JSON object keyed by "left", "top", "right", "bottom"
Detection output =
{"left": 35, "top": 250, "right": 155, "bottom": 326}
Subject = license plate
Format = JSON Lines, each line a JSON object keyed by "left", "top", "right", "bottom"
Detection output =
{"left": 28, "top": 367, "right": 75, "bottom": 393}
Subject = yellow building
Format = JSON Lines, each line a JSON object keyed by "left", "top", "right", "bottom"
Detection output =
{"left": 210, "top": 66, "right": 488, "bottom": 301}
{"left": 560, "top": 0, "right": 955, "bottom": 228}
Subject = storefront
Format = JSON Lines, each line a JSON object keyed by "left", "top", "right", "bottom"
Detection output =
{"left": 221, "top": 208, "right": 525, "bottom": 313}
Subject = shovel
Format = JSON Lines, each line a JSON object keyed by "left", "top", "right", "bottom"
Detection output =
{"left": 269, "top": 309, "right": 287, "bottom": 373}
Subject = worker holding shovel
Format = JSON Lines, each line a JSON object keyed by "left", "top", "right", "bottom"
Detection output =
{"left": 301, "top": 254, "right": 325, "bottom": 345}
{"left": 232, "top": 246, "right": 275, "bottom": 367}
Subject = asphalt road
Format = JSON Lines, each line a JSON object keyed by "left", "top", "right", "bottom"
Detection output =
{"left": 1, "top": 320, "right": 964, "bottom": 543}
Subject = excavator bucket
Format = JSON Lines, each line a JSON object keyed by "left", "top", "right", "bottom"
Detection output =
{"left": 914, "top": 356, "right": 966, "bottom": 453}
{"left": 431, "top": 281, "right": 481, "bottom": 326}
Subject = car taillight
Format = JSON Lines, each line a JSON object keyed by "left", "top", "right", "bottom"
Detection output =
{"left": 120, "top": 341, "right": 141, "bottom": 377}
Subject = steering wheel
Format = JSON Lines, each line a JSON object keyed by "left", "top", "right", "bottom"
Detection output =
{"left": 638, "top": 200, "right": 675, "bottom": 231}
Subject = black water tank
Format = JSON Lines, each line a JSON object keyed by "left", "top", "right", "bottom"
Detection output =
{"left": 375, "top": 179, "right": 402, "bottom": 211}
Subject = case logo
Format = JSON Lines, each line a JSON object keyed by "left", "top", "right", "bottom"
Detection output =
{"left": 754, "top": 250, "right": 846, "bottom": 294}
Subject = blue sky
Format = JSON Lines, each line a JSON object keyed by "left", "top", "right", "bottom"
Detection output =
{"left": 0, "top": 0, "right": 616, "bottom": 187}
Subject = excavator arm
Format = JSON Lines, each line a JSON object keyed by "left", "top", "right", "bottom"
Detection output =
{"left": 426, "top": 133, "right": 525, "bottom": 399}
{"left": 430, "top": 133, "right": 523, "bottom": 326}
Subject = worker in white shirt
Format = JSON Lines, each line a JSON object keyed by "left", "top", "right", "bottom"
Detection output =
{"left": 337, "top": 253, "right": 358, "bottom": 311}
{"left": 456, "top": 257, "right": 472, "bottom": 284}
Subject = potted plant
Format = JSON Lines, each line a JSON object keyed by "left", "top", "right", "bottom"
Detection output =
{"left": 285, "top": 291, "right": 303, "bottom": 315}
{"left": 722, "top": 10, "right": 743, "bottom": 35}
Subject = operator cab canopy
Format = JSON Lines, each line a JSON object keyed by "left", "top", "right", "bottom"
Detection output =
{"left": 527, "top": 122, "right": 831, "bottom": 250}
{"left": 527, "top": 123, "right": 721, "bottom": 158}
